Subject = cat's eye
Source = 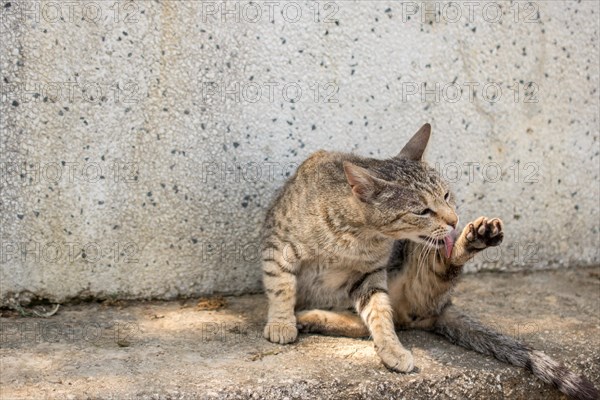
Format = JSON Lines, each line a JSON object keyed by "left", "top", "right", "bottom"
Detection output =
{"left": 444, "top": 192, "right": 450, "bottom": 200}
{"left": 415, "top": 208, "right": 432, "bottom": 216}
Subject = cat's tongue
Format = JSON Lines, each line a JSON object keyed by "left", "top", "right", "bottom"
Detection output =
{"left": 443, "top": 234, "right": 454, "bottom": 258}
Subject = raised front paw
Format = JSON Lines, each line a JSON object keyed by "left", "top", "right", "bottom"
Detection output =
{"left": 463, "top": 216, "right": 504, "bottom": 250}
{"left": 263, "top": 319, "right": 298, "bottom": 344}
{"left": 378, "top": 343, "right": 414, "bottom": 373}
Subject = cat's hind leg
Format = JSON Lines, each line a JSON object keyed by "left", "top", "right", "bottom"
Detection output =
{"left": 296, "top": 309, "right": 369, "bottom": 338}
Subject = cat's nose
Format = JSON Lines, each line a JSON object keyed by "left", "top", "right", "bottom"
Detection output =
{"left": 446, "top": 215, "right": 458, "bottom": 230}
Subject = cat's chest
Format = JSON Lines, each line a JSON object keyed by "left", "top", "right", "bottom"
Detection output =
{"left": 307, "top": 238, "right": 395, "bottom": 268}
{"left": 296, "top": 256, "right": 390, "bottom": 310}
{"left": 298, "top": 253, "right": 387, "bottom": 290}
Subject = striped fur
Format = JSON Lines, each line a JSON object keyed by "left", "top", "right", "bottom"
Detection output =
{"left": 261, "top": 123, "right": 598, "bottom": 398}
{"left": 262, "top": 124, "right": 452, "bottom": 371}
{"left": 297, "top": 218, "right": 598, "bottom": 399}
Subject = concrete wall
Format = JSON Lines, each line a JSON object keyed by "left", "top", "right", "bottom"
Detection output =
{"left": 1, "top": 1, "right": 598, "bottom": 305}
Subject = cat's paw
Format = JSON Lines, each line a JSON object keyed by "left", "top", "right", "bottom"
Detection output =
{"left": 296, "top": 310, "right": 320, "bottom": 333}
{"left": 263, "top": 319, "right": 298, "bottom": 344}
{"left": 378, "top": 344, "right": 414, "bottom": 373}
{"left": 463, "top": 216, "right": 504, "bottom": 250}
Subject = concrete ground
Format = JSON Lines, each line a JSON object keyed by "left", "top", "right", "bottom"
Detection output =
{"left": 1, "top": 267, "right": 599, "bottom": 400}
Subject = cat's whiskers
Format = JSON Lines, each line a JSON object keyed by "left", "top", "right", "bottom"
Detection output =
{"left": 415, "top": 241, "right": 425, "bottom": 277}
{"left": 427, "top": 229, "right": 446, "bottom": 291}
{"left": 418, "top": 236, "right": 436, "bottom": 285}
{"left": 415, "top": 239, "right": 428, "bottom": 284}
{"left": 423, "top": 238, "right": 434, "bottom": 284}
{"left": 418, "top": 243, "right": 427, "bottom": 282}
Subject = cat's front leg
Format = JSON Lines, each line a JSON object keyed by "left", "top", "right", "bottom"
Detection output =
{"left": 262, "top": 240, "right": 301, "bottom": 344}
{"left": 451, "top": 216, "right": 504, "bottom": 266}
{"left": 350, "top": 267, "right": 414, "bottom": 372}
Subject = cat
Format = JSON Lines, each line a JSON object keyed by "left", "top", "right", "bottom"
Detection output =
{"left": 261, "top": 124, "right": 598, "bottom": 400}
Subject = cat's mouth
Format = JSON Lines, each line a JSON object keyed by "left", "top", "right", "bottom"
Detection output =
{"left": 418, "top": 235, "right": 454, "bottom": 257}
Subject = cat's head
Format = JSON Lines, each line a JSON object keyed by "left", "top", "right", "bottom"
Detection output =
{"left": 343, "top": 123, "right": 458, "bottom": 249}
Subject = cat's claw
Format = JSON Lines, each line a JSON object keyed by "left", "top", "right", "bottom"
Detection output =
{"left": 464, "top": 216, "right": 504, "bottom": 249}
{"left": 263, "top": 320, "right": 298, "bottom": 344}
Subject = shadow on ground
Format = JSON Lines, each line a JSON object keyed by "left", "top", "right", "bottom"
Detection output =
{"left": 1, "top": 267, "right": 599, "bottom": 399}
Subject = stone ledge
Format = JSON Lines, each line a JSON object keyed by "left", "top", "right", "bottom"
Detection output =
{"left": 1, "top": 267, "right": 598, "bottom": 399}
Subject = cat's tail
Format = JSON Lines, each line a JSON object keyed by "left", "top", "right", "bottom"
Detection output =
{"left": 433, "top": 305, "right": 598, "bottom": 400}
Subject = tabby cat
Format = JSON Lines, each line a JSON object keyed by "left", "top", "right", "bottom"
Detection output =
{"left": 261, "top": 124, "right": 598, "bottom": 400}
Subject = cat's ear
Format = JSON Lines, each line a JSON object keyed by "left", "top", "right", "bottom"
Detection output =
{"left": 343, "top": 162, "right": 382, "bottom": 203}
{"left": 397, "top": 123, "right": 431, "bottom": 161}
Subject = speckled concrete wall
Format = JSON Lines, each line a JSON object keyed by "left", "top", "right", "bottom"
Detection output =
{"left": 1, "top": 1, "right": 598, "bottom": 304}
